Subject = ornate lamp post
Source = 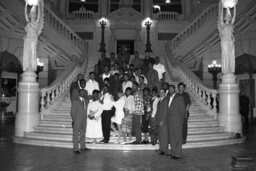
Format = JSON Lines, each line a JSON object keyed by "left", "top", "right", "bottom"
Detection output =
{"left": 218, "top": 0, "right": 242, "bottom": 136}
{"left": 98, "top": 17, "right": 107, "bottom": 53}
{"left": 36, "top": 58, "right": 44, "bottom": 81}
{"left": 15, "top": 0, "right": 44, "bottom": 137}
{"left": 208, "top": 60, "right": 221, "bottom": 89}
{"left": 144, "top": 18, "right": 153, "bottom": 53}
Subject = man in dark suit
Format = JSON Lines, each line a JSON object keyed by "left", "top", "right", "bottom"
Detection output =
{"left": 168, "top": 85, "right": 186, "bottom": 159}
{"left": 70, "top": 87, "right": 89, "bottom": 154}
{"left": 70, "top": 73, "right": 84, "bottom": 98}
{"left": 155, "top": 88, "right": 169, "bottom": 155}
{"left": 178, "top": 82, "right": 191, "bottom": 144}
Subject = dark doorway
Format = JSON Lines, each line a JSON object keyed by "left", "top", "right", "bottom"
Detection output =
{"left": 116, "top": 40, "right": 134, "bottom": 55}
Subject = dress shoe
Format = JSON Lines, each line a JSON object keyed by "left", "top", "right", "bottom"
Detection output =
{"left": 159, "top": 151, "right": 166, "bottom": 155}
{"left": 170, "top": 155, "right": 180, "bottom": 160}
{"left": 155, "top": 149, "right": 160, "bottom": 153}
{"left": 73, "top": 151, "right": 81, "bottom": 154}
{"left": 152, "top": 142, "right": 157, "bottom": 146}
{"left": 104, "top": 140, "right": 109, "bottom": 143}
{"left": 141, "top": 140, "right": 149, "bottom": 144}
{"left": 99, "top": 139, "right": 105, "bottom": 143}
{"left": 81, "top": 147, "right": 91, "bottom": 151}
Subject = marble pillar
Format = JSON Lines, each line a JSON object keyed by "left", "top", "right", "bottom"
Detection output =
{"left": 100, "top": 0, "right": 108, "bottom": 17}
{"left": 218, "top": 73, "right": 242, "bottom": 135}
{"left": 144, "top": 0, "right": 152, "bottom": 17}
{"left": 15, "top": 71, "right": 40, "bottom": 137}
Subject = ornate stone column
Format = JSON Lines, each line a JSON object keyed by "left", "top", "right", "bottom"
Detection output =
{"left": 218, "top": 0, "right": 242, "bottom": 136}
{"left": 15, "top": 0, "right": 43, "bottom": 137}
{"left": 100, "top": 0, "right": 108, "bottom": 17}
{"left": 144, "top": 0, "right": 152, "bottom": 17}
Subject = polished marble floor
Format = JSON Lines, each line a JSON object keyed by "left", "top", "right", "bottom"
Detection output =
{"left": 0, "top": 122, "right": 256, "bottom": 171}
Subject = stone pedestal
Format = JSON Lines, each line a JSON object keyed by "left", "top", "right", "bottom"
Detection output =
{"left": 15, "top": 70, "right": 40, "bottom": 137}
{"left": 218, "top": 73, "right": 242, "bottom": 135}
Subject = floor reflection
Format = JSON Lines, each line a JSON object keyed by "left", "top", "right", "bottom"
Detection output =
{"left": 0, "top": 122, "right": 256, "bottom": 171}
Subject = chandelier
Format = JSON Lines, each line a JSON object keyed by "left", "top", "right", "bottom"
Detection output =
{"left": 165, "top": 0, "right": 171, "bottom": 4}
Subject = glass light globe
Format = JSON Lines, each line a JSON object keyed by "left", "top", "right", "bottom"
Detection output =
{"left": 25, "top": 0, "right": 39, "bottom": 6}
{"left": 221, "top": 0, "right": 238, "bottom": 8}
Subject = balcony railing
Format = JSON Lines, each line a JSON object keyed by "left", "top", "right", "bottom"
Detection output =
{"left": 72, "top": 7, "right": 95, "bottom": 20}
{"left": 155, "top": 11, "right": 179, "bottom": 21}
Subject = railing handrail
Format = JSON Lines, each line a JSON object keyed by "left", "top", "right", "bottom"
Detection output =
{"left": 39, "top": 5, "right": 89, "bottom": 114}
{"left": 165, "top": 43, "right": 218, "bottom": 117}
{"left": 156, "top": 11, "right": 178, "bottom": 20}
{"left": 41, "top": 62, "right": 77, "bottom": 93}
{"left": 157, "top": 11, "right": 179, "bottom": 15}
{"left": 170, "top": 3, "right": 218, "bottom": 51}
{"left": 178, "top": 62, "right": 218, "bottom": 94}
{"left": 44, "top": 5, "right": 85, "bottom": 51}
{"left": 72, "top": 8, "right": 95, "bottom": 20}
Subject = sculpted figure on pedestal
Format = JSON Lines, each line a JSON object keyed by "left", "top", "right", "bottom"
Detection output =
{"left": 23, "top": 0, "right": 44, "bottom": 72}
{"left": 218, "top": 2, "right": 236, "bottom": 74}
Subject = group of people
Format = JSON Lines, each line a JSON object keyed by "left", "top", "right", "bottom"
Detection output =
{"left": 70, "top": 51, "right": 191, "bottom": 159}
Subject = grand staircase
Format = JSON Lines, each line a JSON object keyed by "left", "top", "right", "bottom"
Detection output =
{"left": 12, "top": 1, "right": 251, "bottom": 149}
{"left": 14, "top": 89, "right": 242, "bottom": 150}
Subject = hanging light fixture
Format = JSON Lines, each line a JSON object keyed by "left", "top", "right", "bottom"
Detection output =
{"left": 221, "top": 0, "right": 238, "bottom": 8}
{"left": 165, "top": 0, "right": 171, "bottom": 4}
{"left": 25, "top": 0, "right": 39, "bottom": 6}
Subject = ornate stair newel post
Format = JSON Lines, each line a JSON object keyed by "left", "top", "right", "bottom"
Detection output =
{"left": 218, "top": 0, "right": 242, "bottom": 136}
{"left": 15, "top": 0, "right": 44, "bottom": 137}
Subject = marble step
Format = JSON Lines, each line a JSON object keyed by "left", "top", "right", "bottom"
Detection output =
{"left": 42, "top": 115, "right": 215, "bottom": 122}
{"left": 34, "top": 126, "right": 224, "bottom": 135}
{"left": 13, "top": 136, "right": 243, "bottom": 150}
{"left": 24, "top": 131, "right": 233, "bottom": 142}
{"left": 39, "top": 120, "right": 218, "bottom": 128}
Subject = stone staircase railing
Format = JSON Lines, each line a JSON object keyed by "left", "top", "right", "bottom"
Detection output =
{"left": 155, "top": 11, "right": 179, "bottom": 21}
{"left": 170, "top": 3, "right": 218, "bottom": 52}
{"left": 40, "top": 4, "right": 89, "bottom": 114}
{"left": 165, "top": 43, "right": 218, "bottom": 119}
{"left": 72, "top": 8, "right": 95, "bottom": 20}
{"left": 44, "top": 5, "right": 85, "bottom": 51}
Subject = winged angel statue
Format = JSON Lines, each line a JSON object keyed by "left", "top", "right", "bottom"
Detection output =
{"left": 23, "top": 0, "right": 44, "bottom": 72}
{"left": 217, "top": 1, "right": 236, "bottom": 74}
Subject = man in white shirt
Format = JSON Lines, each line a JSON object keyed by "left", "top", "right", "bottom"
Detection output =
{"left": 85, "top": 72, "right": 99, "bottom": 98}
{"left": 153, "top": 56, "right": 166, "bottom": 84}
{"left": 100, "top": 84, "right": 114, "bottom": 143}
{"left": 122, "top": 73, "right": 133, "bottom": 93}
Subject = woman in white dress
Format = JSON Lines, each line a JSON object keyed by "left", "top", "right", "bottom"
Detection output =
{"left": 111, "top": 91, "right": 126, "bottom": 143}
{"left": 86, "top": 90, "right": 103, "bottom": 143}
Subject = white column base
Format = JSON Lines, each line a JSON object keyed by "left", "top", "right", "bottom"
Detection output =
{"left": 15, "top": 70, "right": 40, "bottom": 137}
{"left": 218, "top": 73, "right": 242, "bottom": 135}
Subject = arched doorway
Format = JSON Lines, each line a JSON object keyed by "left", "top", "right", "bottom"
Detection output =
{"left": 0, "top": 50, "right": 22, "bottom": 122}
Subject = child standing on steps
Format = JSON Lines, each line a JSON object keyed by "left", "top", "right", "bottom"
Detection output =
{"left": 86, "top": 90, "right": 103, "bottom": 143}
{"left": 121, "top": 87, "right": 135, "bottom": 144}
{"left": 111, "top": 90, "right": 126, "bottom": 143}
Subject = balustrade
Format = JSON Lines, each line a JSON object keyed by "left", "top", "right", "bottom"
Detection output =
{"left": 39, "top": 5, "right": 89, "bottom": 114}
{"left": 170, "top": 4, "right": 219, "bottom": 51}
{"left": 156, "top": 11, "right": 178, "bottom": 21}
{"left": 165, "top": 43, "right": 218, "bottom": 118}
{"left": 73, "top": 8, "right": 95, "bottom": 20}
{"left": 44, "top": 6, "right": 85, "bottom": 51}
